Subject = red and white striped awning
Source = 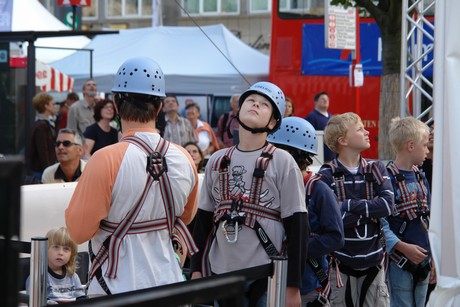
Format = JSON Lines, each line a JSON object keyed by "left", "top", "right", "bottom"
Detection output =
{"left": 36, "top": 60, "right": 74, "bottom": 92}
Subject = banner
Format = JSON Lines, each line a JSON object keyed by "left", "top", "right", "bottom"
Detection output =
{"left": 0, "top": 0, "right": 13, "bottom": 31}
{"left": 301, "top": 22, "right": 434, "bottom": 77}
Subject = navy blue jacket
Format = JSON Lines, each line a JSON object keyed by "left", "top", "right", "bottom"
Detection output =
{"left": 318, "top": 158, "right": 394, "bottom": 269}
{"left": 301, "top": 178, "right": 344, "bottom": 295}
{"left": 305, "top": 109, "right": 335, "bottom": 162}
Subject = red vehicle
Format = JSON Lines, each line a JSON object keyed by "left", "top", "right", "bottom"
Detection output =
{"left": 269, "top": 1, "right": 383, "bottom": 158}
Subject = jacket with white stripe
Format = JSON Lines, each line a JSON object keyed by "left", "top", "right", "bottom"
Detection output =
{"left": 318, "top": 157, "right": 394, "bottom": 269}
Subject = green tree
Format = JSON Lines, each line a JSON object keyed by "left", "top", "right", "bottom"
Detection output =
{"left": 332, "top": 0, "right": 402, "bottom": 159}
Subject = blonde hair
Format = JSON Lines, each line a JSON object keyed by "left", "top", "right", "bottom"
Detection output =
{"left": 32, "top": 92, "right": 53, "bottom": 113}
{"left": 389, "top": 116, "right": 430, "bottom": 153}
{"left": 324, "top": 112, "right": 362, "bottom": 153}
{"left": 46, "top": 227, "right": 78, "bottom": 275}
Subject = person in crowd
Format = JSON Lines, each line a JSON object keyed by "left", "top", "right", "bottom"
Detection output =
{"left": 26, "top": 227, "right": 86, "bottom": 303}
{"left": 83, "top": 99, "right": 119, "bottom": 158}
{"left": 67, "top": 79, "right": 99, "bottom": 139}
{"left": 184, "top": 141, "right": 205, "bottom": 173}
{"left": 191, "top": 81, "right": 308, "bottom": 307}
{"left": 216, "top": 94, "right": 240, "bottom": 148}
{"left": 65, "top": 57, "right": 198, "bottom": 296}
{"left": 163, "top": 94, "right": 196, "bottom": 146}
{"left": 305, "top": 92, "right": 335, "bottom": 162}
{"left": 28, "top": 92, "right": 57, "bottom": 182}
{"left": 318, "top": 112, "right": 394, "bottom": 307}
{"left": 56, "top": 92, "right": 79, "bottom": 132}
{"left": 420, "top": 121, "right": 436, "bottom": 304}
{"left": 382, "top": 117, "right": 434, "bottom": 307}
{"left": 284, "top": 97, "right": 295, "bottom": 117}
{"left": 42, "top": 129, "right": 86, "bottom": 184}
{"left": 421, "top": 122, "right": 434, "bottom": 188}
{"left": 185, "top": 102, "right": 219, "bottom": 157}
{"left": 267, "top": 116, "right": 344, "bottom": 306}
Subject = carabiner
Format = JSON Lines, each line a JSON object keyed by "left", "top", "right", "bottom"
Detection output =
{"left": 221, "top": 220, "right": 239, "bottom": 244}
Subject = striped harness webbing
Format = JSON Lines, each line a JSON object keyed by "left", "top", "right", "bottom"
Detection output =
{"left": 386, "top": 162, "right": 429, "bottom": 220}
{"left": 88, "top": 136, "right": 198, "bottom": 284}
{"left": 201, "top": 144, "right": 281, "bottom": 276}
{"left": 325, "top": 159, "right": 384, "bottom": 202}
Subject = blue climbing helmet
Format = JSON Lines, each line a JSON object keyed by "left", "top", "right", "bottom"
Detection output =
{"left": 112, "top": 57, "right": 166, "bottom": 97}
{"left": 267, "top": 116, "right": 318, "bottom": 155}
{"left": 238, "top": 81, "right": 286, "bottom": 133}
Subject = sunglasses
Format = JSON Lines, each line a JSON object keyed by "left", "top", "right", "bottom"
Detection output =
{"left": 55, "top": 140, "right": 79, "bottom": 147}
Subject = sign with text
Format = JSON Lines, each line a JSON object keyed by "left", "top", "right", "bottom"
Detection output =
{"left": 325, "top": 2, "right": 356, "bottom": 50}
{"left": 57, "top": 0, "right": 91, "bottom": 6}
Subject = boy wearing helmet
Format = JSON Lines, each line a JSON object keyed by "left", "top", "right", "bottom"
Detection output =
{"left": 268, "top": 117, "right": 344, "bottom": 306}
{"left": 191, "top": 82, "right": 308, "bottom": 306}
{"left": 65, "top": 57, "right": 199, "bottom": 295}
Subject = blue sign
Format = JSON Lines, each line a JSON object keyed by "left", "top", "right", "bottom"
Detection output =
{"left": 301, "top": 22, "right": 434, "bottom": 77}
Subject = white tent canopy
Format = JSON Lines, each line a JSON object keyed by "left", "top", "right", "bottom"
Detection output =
{"left": 427, "top": 0, "right": 460, "bottom": 306}
{"left": 51, "top": 24, "right": 269, "bottom": 95}
{"left": 11, "top": 0, "right": 90, "bottom": 63}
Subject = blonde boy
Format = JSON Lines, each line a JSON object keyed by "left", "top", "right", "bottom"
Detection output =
{"left": 383, "top": 117, "right": 434, "bottom": 307}
{"left": 318, "top": 112, "right": 394, "bottom": 306}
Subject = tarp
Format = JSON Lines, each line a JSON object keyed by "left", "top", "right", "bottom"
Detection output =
{"left": 427, "top": 0, "right": 460, "bottom": 306}
{"left": 51, "top": 24, "right": 269, "bottom": 95}
{"left": 11, "top": 0, "right": 91, "bottom": 63}
{"left": 36, "top": 60, "right": 74, "bottom": 92}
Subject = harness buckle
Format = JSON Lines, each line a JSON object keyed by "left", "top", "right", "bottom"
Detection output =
{"left": 317, "top": 292, "right": 328, "bottom": 305}
{"left": 253, "top": 167, "right": 265, "bottom": 178}
{"left": 395, "top": 173, "right": 405, "bottom": 182}
{"left": 397, "top": 256, "right": 408, "bottom": 269}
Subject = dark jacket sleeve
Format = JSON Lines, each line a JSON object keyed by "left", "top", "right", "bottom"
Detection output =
{"left": 190, "top": 209, "right": 214, "bottom": 274}
{"left": 283, "top": 212, "right": 309, "bottom": 288}
{"left": 307, "top": 181, "right": 345, "bottom": 259}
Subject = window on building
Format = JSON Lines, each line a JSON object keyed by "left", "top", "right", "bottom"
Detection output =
{"left": 250, "top": 0, "right": 271, "bottom": 13}
{"left": 107, "top": 0, "right": 153, "bottom": 18}
{"left": 82, "top": 1, "right": 98, "bottom": 19}
{"left": 182, "top": 0, "right": 239, "bottom": 15}
{"left": 278, "top": 0, "right": 324, "bottom": 17}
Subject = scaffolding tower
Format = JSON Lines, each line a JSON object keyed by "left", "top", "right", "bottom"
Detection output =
{"left": 400, "top": 0, "right": 435, "bottom": 123}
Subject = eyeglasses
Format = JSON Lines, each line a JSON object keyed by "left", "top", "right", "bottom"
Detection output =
{"left": 55, "top": 140, "right": 79, "bottom": 147}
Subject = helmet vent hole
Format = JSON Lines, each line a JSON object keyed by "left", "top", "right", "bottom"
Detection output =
{"left": 146, "top": 74, "right": 150, "bottom": 77}
{"left": 134, "top": 68, "right": 138, "bottom": 71}
{"left": 130, "top": 72, "right": 133, "bottom": 75}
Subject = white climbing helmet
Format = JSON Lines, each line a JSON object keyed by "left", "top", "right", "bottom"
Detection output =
{"left": 267, "top": 116, "right": 318, "bottom": 155}
{"left": 112, "top": 57, "right": 166, "bottom": 97}
{"left": 239, "top": 81, "right": 286, "bottom": 131}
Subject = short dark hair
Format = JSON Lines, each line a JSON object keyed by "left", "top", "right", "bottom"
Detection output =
{"left": 164, "top": 94, "right": 179, "bottom": 105}
{"left": 93, "top": 99, "right": 116, "bottom": 122}
{"left": 67, "top": 92, "right": 79, "bottom": 101}
{"left": 115, "top": 93, "right": 161, "bottom": 123}
{"left": 185, "top": 102, "right": 200, "bottom": 113}
{"left": 314, "top": 91, "right": 328, "bottom": 102}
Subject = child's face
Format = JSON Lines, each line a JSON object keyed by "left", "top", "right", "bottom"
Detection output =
{"left": 411, "top": 130, "right": 430, "bottom": 166}
{"left": 48, "top": 244, "right": 71, "bottom": 273}
{"left": 342, "top": 120, "right": 370, "bottom": 151}
{"left": 239, "top": 93, "right": 276, "bottom": 130}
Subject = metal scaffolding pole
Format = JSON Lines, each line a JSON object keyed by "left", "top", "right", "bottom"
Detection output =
{"left": 400, "top": 0, "right": 435, "bottom": 123}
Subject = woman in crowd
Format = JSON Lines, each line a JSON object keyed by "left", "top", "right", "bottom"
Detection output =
{"left": 184, "top": 141, "right": 205, "bottom": 173}
{"left": 83, "top": 99, "right": 119, "bottom": 158}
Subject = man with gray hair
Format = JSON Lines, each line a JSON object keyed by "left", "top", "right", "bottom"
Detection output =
{"left": 42, "top": 129, "right": 87, "bottom": 184}
{"left": 216, "top": 94, "right": 241, "bottom": 148}
{"left": 67, "top": 79, "right": 99, "bottom": 139}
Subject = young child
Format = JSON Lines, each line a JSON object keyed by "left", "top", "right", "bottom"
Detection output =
{"left": 383, "top": 116, "right": 434, "bottom": 307}
{"left": 26, "top": 227, "right": 86, "bottom": 303}
{"left": 267, "top": 116, "right": 344, "bottom": 306}
{"left": 191, "top": 82, "right": 308, "bottom": 306}
{"left": 318, "top": 112, "right": 394, "bottom": 306}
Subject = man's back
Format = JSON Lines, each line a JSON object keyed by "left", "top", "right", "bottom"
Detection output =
{"left": 66, "top": 130, "right": 197, "bottom": 294}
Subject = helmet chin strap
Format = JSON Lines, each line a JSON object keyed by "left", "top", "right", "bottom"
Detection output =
{"left": 236, "top": 112, "right": 275, "bottom": 134}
